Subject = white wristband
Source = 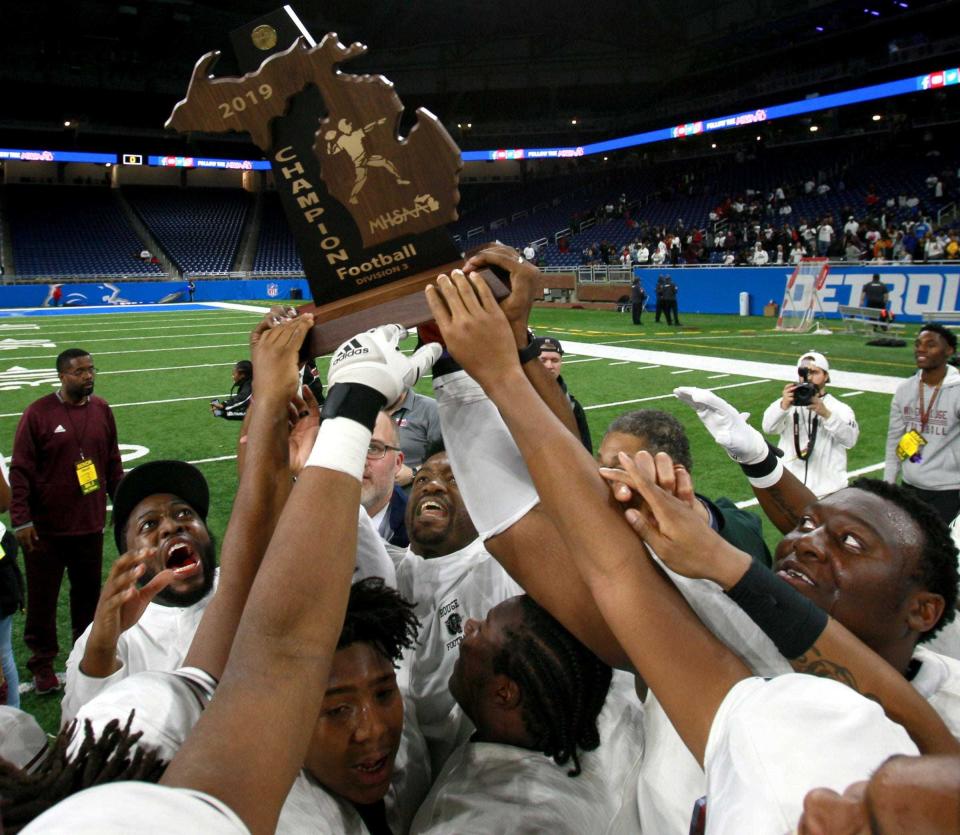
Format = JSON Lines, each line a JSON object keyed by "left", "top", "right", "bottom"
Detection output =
{"left": 304, "top": 417, "right": 372, "bottom": 482}
{"left": 747, "top": 458, "right": 784, "bottom": 489}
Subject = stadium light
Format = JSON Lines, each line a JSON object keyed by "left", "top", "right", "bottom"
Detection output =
{"left": 872, "top": 113, "right": 882, "bottom": 121}
{"left": 810, "top": 125, "right": 819, "bottom": 132}
{"left": 571, "top": 118, "right": 577, "bottom": 125}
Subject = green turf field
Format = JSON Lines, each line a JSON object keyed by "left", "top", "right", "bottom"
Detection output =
{"left": 0, "top": 303, "right": 923, "bottom": 732}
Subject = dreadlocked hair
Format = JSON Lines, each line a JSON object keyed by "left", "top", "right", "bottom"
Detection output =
{"left": 0, "top": 711, "right": 166, "bottom": 833}
{"left": 492, "top": 595, "right": 612, "bottom": 777}
{"left": 850, "top": 478, "right": 959, "bottom": 641}
{"left": 338, "top": 577, "right": 420, "bottom": 664}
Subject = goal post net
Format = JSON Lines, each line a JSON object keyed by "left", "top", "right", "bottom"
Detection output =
{"left": 775, "top": 257, "right": 830, "bottom": 332}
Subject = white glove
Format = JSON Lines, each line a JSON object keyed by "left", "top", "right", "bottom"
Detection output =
{"left": 674, "top": 387, "right": 767, "bottom": 464}
{"left": 328, "top": 324, "right": 441, "bottom": 406}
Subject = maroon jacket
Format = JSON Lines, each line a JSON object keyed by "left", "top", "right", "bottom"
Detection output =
{"left": 10, "top": 393, "right": 123, "bottom": 536}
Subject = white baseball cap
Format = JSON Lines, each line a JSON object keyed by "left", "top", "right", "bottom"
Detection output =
{"left": 799, "top": 351, "right": 829, "bottom": 373}
{"left": 0, "top": 706, "right": 48, "bottom": 771}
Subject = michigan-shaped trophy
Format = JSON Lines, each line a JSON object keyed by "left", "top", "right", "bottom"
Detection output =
{"left": 166, "top": 6, "right": 506, "bottom": 356}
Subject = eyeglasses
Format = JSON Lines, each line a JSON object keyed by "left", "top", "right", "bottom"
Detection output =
{"left": 366, "top": 440, "right": 401, "bottom": 459}
{"left": 65, "top": 366, "right": 97, "bottom": 377}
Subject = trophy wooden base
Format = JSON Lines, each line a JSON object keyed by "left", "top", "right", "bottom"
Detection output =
{"left": 299, "top": 259, "right": 509, "bottom": 358}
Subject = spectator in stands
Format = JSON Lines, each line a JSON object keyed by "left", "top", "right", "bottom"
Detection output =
{"left": 762, "top": 351, "right": 860, "bottom": 497}
{"left": 752, "top": 242, "right": 769, "bottom": 266}
{"left": 844, "top": 234, "right": 863, "bottom": 262}
{"left": 211, "top": 361, "right": 253, "bottom": 421}
{"left": 522, "top": 243, "right": 536, "bottom": 263}
{"left": 843, "top": 216, "right": 860, "bottom": 238}
{"left": 946, "top": 233, "right": 960, "bottom": 260}
{"left": 924, "top": 233, "right": 945, "bottom": 261}
{"left": 9, "top": 349, "right": 123, "bottom": 695}
{"left": 816, "top": 215, "right": 835, "bottom": 257}
{"left": 186, "top": 279, "right": 196, "bottom": 302}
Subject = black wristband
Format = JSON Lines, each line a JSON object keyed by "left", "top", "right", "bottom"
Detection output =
{"left": 739, "top": 443, "right": 784, "bottom": 479}
{"left": 321, "top": 383, "right": 386, "bottom": 432}
{"left": 726, "top": 560, "right": 828, "bottom": 659}
{"left": 518, "top": 332, "right": 540, "bottom": 365}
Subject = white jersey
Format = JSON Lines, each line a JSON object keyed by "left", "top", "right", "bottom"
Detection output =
{"left": 636, "top": 564, "right": 791, "bottom": 835}
{"left": 21, "top": 783, "right": 249, "bottom": 834}
{"left": 62, "top": 577, "right": 216, "bottom": 725}
{"left": 637, "top": 567, "right": 960, "bottom": 833}
{"left": 411, "top": 674, "right": 644, "bottom": 835}
{"left": 70, "top": 663, "right": 430, "bottom": 834}
{"left": 911, "top": 644, "right": 960, "bottom": 739}
{"left": 761, "top": 393, "right": 859, "bottom": 497}
{"left": 704, "top": 675, "right": 917, "bottom": 834}
{"left": 68, "top": 666, "right": 217, "bottom": 760}
{"left": 395, "top": 538, "right": 523, "bottom": 771}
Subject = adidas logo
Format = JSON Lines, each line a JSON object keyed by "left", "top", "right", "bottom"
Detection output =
{"left": 54, "top": 425, "right": 66, "bottom": 434}
{"left": 333, "top": 338, "right": 369, "bottom": 364}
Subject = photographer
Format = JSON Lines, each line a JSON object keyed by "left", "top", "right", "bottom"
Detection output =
{"left": 761, "top": 351, "right": 859, "bottom": 497}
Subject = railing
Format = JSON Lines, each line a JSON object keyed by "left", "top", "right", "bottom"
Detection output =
{"left": 937, "top": 202, "right": 957, "bottom": 226}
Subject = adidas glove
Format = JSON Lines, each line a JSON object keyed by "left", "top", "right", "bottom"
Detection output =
{"left": 674, "top": 386, "right": 768, "bottom": 465}
{"left": 328, "top": 324, "right": 441, "bottom": 408}
{"left": 305, "top": 326, "right": 441, "bottom": 480}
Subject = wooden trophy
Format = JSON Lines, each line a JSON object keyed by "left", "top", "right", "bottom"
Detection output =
{"left": 166, "top": 7, "right": 507, "bottom": 357}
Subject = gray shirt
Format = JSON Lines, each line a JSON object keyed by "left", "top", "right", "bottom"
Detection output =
{"left": 885, "top": 366, "right": 960, "bottom": 490}
{"left": 393, "top": 388, "right": 442, "bottom": 469}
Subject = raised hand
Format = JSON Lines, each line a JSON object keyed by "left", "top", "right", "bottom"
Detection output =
{"left": 462, "top": 243, "right": 542, "bottom": 346}
{"left": 674, "top": 386, "right": 768, "bottom": 464}
{"left": 425, "top": 269, "right": 520, "bottom": 391}
{"left": 604, "top": 449, "right": 750, "bottom": 590}
{"left": 287, "top": 385, "right": 320, "bottom": 477}
{"left": 80, "top": 548, "right": 176, "bottom": 677}
{"left": 252, "top": 313, "right": 315, "bottom": 406}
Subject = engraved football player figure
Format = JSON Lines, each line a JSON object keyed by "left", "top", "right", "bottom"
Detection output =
{"left": 324, "top": 117, "right": 410, "bottom": 203}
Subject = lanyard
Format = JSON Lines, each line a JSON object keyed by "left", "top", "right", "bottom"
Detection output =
{"left": 918, "top": 377, "right": 943, "bottom": 434}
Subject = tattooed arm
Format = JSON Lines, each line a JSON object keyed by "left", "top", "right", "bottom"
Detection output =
{"left": 792, "top": 619, "right": 958, "bottom": 755}
{"left": 751, "top": 467, "right": 815, "bottom": 534}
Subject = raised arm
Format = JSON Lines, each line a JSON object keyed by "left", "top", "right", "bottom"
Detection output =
{"left": 675, "top": 386, "right": 816, "bottom": 534}
{"left": 182, "top": 313, "right": 315, "bottom": 679}
{"left": 161, "top": 326, "right": 439, "bottom": 835}
{"left": 462, "top": 244, "right": 582, "bottom": 441}
{"left": 427, "top": 272, "right": 749, "bottom": 764}
{"left": 604, "top": 458, "right": 959, "bottom": 757}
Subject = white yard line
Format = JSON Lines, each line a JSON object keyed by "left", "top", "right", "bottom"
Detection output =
{"left": 560, "top": 339, "right": 904, "bottom": 394}
{"left": 841, "top": 391, "right": 865, "bottom": 398}
{"left": 707, "top": 373, "right": 729, "bottom": 379}
{"left": 10, "top": 341, "right": 248, "bottom": 362}
{"left": 670, "top": 369, "right": 695, "bottom": 375}
{"left": 0, "top": 393, "right": 227, "bottom": 419}
{"left": 584, "top": 379, "right": 769, "bottom": 411}
{"left": 608, "top": 361, "right": 631, "bottom": 366}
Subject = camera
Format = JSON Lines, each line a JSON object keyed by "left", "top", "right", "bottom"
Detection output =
{"left": 793, "top": 366, "right": 818, "bottom": 407}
